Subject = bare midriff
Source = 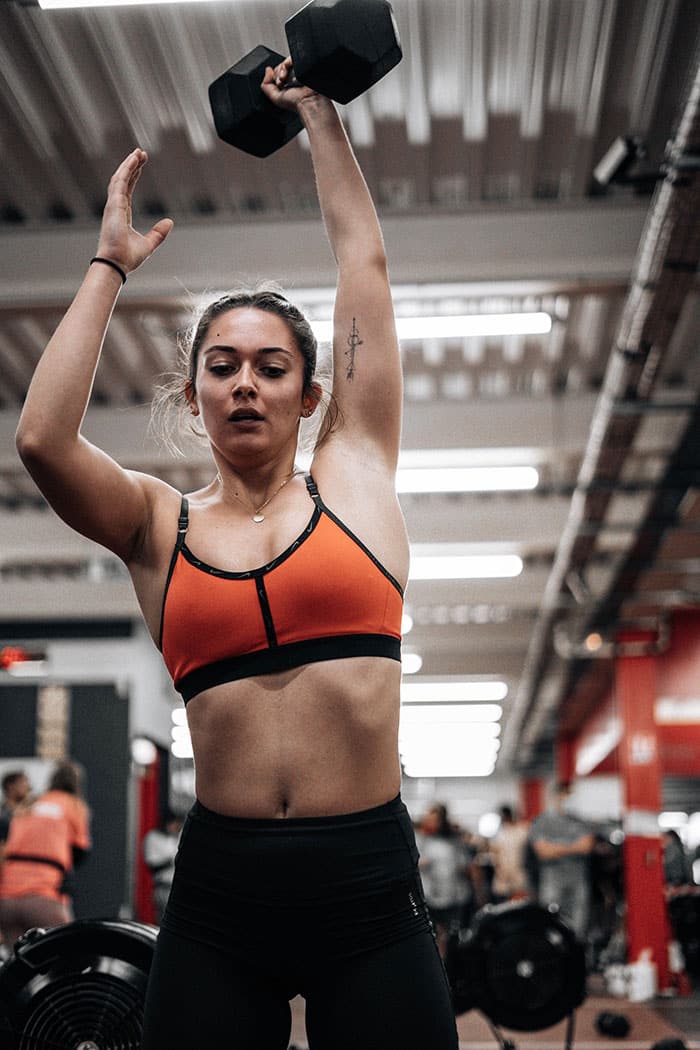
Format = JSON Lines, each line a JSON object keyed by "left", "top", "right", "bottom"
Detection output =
{"left": 184, "top": 656, "right": 402, "bottom": 819}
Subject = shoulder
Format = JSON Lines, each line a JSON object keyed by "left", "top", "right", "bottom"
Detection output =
{"left": 127, "top": 474, "right": 191, "bottom": 567}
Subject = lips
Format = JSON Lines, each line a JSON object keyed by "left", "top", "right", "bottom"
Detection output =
{"left": 229, "top": 410, "right": 264, "bottom": 422}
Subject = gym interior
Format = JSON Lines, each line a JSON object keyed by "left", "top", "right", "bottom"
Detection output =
{"left": 0, "top": 1, "right": 699, "bottom": 1048}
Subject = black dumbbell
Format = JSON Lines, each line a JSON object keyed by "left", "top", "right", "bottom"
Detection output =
{"left": 209, "top": 0, "right": 402, "bottom": 158}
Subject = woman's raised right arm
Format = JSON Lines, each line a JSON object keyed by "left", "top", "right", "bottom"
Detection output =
{"left": 16, "top": 149, "right": 173, "bottom": 562}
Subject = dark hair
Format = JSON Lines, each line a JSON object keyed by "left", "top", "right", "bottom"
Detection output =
{"left": 499, "top": 805, "right": 515, "bottom": 822}
{"left": 428, "top": 803, "right": 455, "bottom": 838}
{"left": 152, "top": 283, "right": 339, "bottom": 455}
{"left": 2, "top": 770, "right": 27, "bottom": 795}
{"left": 49, "top": 760, "right": 83, "bottom": 796}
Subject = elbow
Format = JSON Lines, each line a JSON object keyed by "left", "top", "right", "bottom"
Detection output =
{"left": 15, "top": 419, "right": 68, "bottom": 478}
{"left": 16, "top": 422, "right": 50, "bottom": 470}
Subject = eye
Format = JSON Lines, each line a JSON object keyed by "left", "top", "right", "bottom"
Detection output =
{"left": 262, "top": 366, "right": 286, "bottom": 378}
{"left": 209, "top": 363, "right": 234, "bottom": 376}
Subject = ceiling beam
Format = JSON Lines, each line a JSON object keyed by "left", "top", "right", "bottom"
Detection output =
{"left": 0, "top": 203, "right": 647, "bottom": 307}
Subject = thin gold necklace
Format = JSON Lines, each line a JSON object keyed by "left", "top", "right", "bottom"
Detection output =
{"left": 219, "top": 468, "right": 300, "bottom": 523}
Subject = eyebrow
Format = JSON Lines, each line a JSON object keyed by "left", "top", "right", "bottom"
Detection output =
{"left": 202, "top": 345, "right": 295, "bottom": 358}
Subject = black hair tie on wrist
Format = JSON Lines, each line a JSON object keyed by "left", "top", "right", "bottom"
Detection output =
{"left": 90, "top": 256, "right": 127, "bottom": 285}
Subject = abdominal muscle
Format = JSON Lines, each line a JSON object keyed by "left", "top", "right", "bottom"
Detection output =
{"left": 185, "top": 656, "right": 403, "bottom": 819}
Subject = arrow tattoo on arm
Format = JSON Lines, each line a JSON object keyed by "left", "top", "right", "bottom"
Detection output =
{"left": 345, "top": 318, "right": 363, "bottom": 381}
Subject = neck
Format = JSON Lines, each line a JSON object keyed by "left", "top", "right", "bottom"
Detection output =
{"left": 217, "top": 456, "right": 297, "bottom": 496}
{"left": 215, "top": 458, "right": 301, "bottom": 517}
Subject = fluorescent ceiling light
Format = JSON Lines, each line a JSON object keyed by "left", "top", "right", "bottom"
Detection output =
{"left": 6, "top": 660, "right": 47, "bottom": 677}
{"left": 409, "top": 552, "right": 523, "bottom": 579}
{"left": 399, "top": 448, "right": 542, "bottom": 469}
{"left": 400, "top": 703, "right": 503, "bottom": 724}
{"left": 402, "top": 653, "right": 423, "bottom": 674}
{"left": 403, "top": 761, "right": 496, "bottom": 778}
{"left": 400, "top": 738, "right": 500, "bottom": 759}
{"left": 402, "top": 680, "right": 508, "bottom": 703}
{"left": 659, "top": 812, "right": 688, "bottom": 828}
{"left": 37, "top": 0, "right": 222, "bottom": 7}
{"left": 311, "top": 312, "right": 551, "bottom": 343}
{"left": 171, "top": 739, "right": 194, "bottom": 759}
{"left": 400, "top": 732, "right": 500, "bottom": 754}
{"left": 399, "top": 733, "right": 501, "bottom": 756}
{"left": 397, "top": 466, "right": 538, "bottom": 493}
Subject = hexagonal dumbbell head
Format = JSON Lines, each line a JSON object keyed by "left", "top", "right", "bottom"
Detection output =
{"left": 285, "top": 0, "right": 402, "bottom": 106}
{"left": 208, "top": 45, "right": 304, "bottom": 157}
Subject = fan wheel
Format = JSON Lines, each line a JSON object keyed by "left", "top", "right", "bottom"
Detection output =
{"left": 0, "top": 920, "right": 156, "bottom": 1050}
{"left": 445, "top": 901, "right": 587, "bottom": 1031}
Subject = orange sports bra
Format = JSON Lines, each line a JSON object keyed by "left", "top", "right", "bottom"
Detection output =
{"left": 159, "top": 475, "right": 403, "bottom": 703}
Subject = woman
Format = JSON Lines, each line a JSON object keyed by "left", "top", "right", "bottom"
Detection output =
{"left": 0, "top": 761, "right": 90, "bottom": 950}
{"left": 417, "top": 804, "right": 472, "bottom": 956}
{"left": 16, "top": 62, "right": 458, "bottom": 1049}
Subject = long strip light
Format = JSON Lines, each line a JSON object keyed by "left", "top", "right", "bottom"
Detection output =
{"left": 403, "top": 762, "right": 497, "bottom": 778}
{"left": 409, "top": 551, "right": 523, "bottom": 579}
{"left": 311, "top": 312, "right": 551, "bottom": 343}
{"left": 401, "top": 680, "right": 508, "bottom": 703}
{"left": 400, "top": 703, "right": 503, "bottom": 724}
{"left": 6, "top": 660, "right": 47, "bottom": 677}
{"left": 37, "top": 0, "right": 222, "bottom": 8}
{"left": 397, "top": 466, "right": 538, "bottom": 493}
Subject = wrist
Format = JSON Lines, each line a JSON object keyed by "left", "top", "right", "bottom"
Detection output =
{"left": 90, "top": 256, "right": 127, "bottom": 285}
{"left": 297, "top": 93, "right": 337, "bottom": 126}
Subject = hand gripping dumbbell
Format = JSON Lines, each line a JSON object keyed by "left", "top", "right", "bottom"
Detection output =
{"left": 208, "top": 0, "right": 402, "bottom": 157}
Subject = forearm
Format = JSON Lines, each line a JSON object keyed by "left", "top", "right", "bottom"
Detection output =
{"left": 533, "top": 840, "right": 567, "bottom": 861}
{"left": 16, "top": 263, "right": 122, "bottom": 456}
{"left": 299, "top": 96, "right": 385, "bottom": 267}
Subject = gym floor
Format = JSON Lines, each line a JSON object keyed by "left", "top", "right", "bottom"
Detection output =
{"left": 284, "top": 978, "right": 700, "bottom": 1050}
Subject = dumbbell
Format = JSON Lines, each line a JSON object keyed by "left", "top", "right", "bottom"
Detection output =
{"left": 208, "top": 0, "right": 402, "bottom": 158}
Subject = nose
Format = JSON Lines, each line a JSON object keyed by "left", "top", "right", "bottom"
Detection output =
{"left": 232, "top": 362, "right": 257, "bottom": 398}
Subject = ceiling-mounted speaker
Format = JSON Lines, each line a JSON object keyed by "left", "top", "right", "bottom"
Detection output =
{"left": 445, "top": 900, "right": 587, "bottom": 1032}
{"left": 0, "top": 919, "right": 156, "bottom": 1049}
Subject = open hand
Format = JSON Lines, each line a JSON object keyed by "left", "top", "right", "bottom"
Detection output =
{"left": 96, "top": 149, "right": 173, "bottom": 276}
{"left": 260, "top": 58, "right": 318, "bottom": 111}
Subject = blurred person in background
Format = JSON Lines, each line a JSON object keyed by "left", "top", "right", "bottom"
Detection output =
{"left": 663, "top": 829, "right": 693, "bottom": 888}
{"left": 528, "top": 781, "right": 594, "bottom": 940}
{"left": 0, "top": 769, "right": 33, "bottom": 956}
{"left": 143, "top": 812, "right": 184, "bottom": 924}
{"left": 0, "top": 760, "right": 90, "bottom": 950}
{"left": 0, "top": 771, "right": 32, "bottom": 847}
{"left": 417, "top": 803, "right": 472, "bottom": 956}
{"left": 490, "top": 805, "right": 530, "bottom": 903}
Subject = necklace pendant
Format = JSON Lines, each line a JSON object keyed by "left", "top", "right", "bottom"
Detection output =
{"left": 252, "top": 513, "right": 265, "bottom": 523}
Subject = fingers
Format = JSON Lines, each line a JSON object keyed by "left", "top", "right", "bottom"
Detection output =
{"left": 108, "top": 148, "right": 147, "bottom": 198}
{"left": 262, "top": 58, "right": 291, "bottom": 89}
{"left": 143, "top": 217, "right": 174, "bottom": 254}
{"left": 274, "top": 58, "right": 292, "bottom": 87}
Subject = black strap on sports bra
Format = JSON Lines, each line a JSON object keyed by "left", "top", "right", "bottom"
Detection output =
{"left": 176, "top": 496, "right": 189, "bottom": 549}
{"left": 158, "top": 496, "right": 189, "bottom": 651}
{"left": 305, "top": 473, "right": 322, "bottom": 507}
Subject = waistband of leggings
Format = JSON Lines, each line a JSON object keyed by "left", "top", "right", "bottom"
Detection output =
{"left": 189, "top": 793, "right": 405, "bottom": 832}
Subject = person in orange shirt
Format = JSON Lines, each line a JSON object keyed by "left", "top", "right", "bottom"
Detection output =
{"left": 0, "top": 760, "right": 91, "bottom": 950}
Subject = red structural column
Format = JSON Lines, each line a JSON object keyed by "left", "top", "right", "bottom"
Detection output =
{"left": 556, "top": 736, "right": 576, "bottom": 785}
{"left": 134, "top": 754, "right": 160, "bottom": 925}
{"left": 520, "top": 777, "right": 544, "bottom": 820}
{"left": 615, "top": 632, "right": 670, "bottom": 990}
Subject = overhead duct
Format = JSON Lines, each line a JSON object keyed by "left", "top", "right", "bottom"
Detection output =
{"left": 502, "top": 43, "right": 700, "bottom": 770}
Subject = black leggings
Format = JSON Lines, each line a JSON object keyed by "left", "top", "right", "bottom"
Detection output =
{"left": 141, "top": 796, "right": 458, "bottom": 1050}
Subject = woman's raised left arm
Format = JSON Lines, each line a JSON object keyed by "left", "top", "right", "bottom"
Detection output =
{"left": 262, "top": 64, "right": 402, "bottom": 467}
